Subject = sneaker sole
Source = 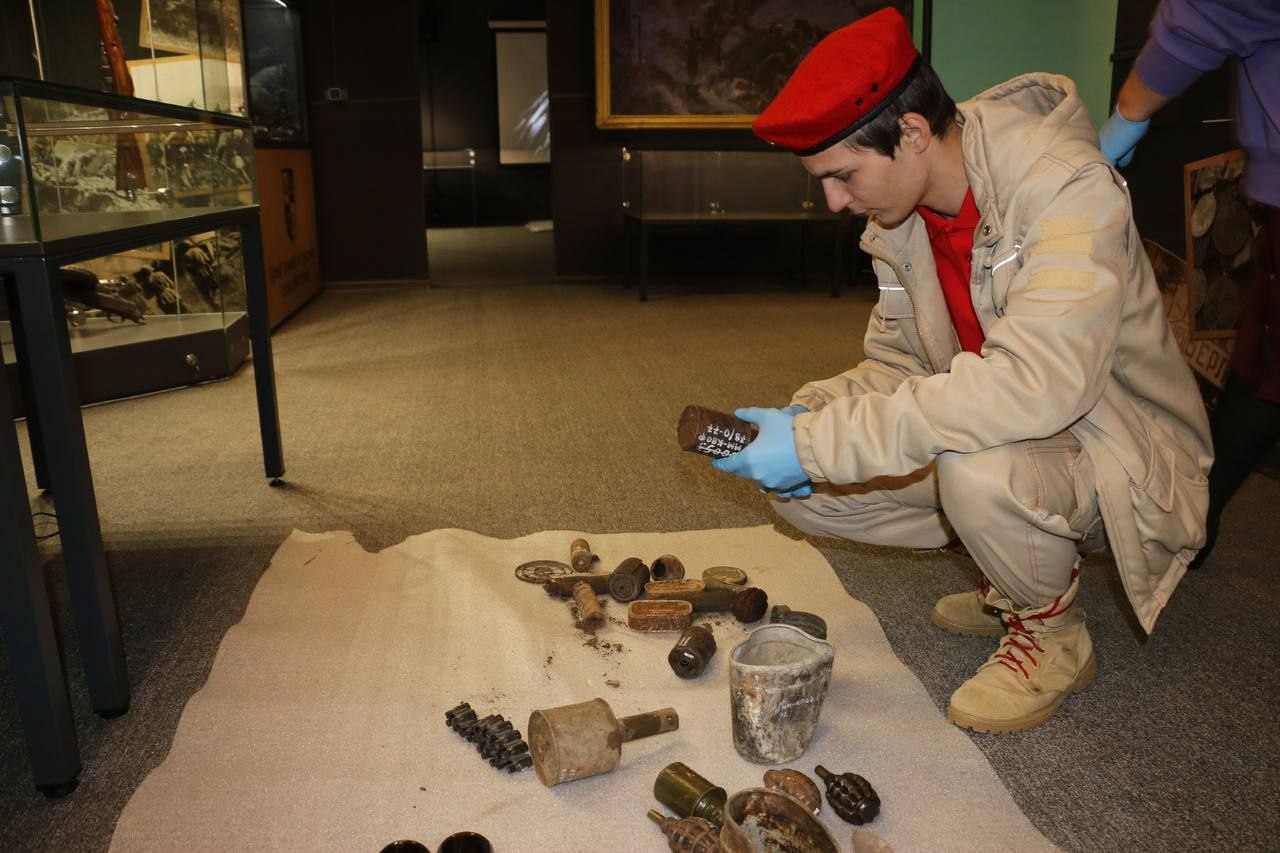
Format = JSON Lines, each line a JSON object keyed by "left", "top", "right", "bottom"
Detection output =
{"left": 929, "top": 607, "right": 1005, "bottom": 638}
{"left": 945, "top": 653, "right": 1098, "bottom": 734}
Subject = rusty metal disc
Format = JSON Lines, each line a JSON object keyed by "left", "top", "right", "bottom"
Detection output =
{"left": 1191, "top": 191, "right": 1216, "bottom": 238}
{"left": 515, "top": 560, "right": 572, "bottom": 584}
{"left": 1211, "top": 192, "right": 1250, "bottom": 257}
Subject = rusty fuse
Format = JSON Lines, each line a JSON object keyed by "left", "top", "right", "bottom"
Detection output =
{"left": 572, "top": 582, "right": 606, "bottom": 632}
{"left": 650, "top": 554, "right": 686, "bottom": 581}
{"left": 668, "top": 625, "right": 717, "bottom": 679}
{"left": 648, "top": 581, "right": 769, "bottom": 623}
{"left": 569, "top": 538, "right": 595, "bottom": 572}
{"left": 608, "top": 557, "right": 651, "bottom": 602}
{"left": 544, "top": 574, "right": 611, "bottom": 598}
{"left": 677, "top": 405, "right": 758, "bottom": 458}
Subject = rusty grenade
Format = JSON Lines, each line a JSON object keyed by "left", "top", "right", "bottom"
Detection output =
{"left": 814, "top": 765, "right": 880, "bottom": 824}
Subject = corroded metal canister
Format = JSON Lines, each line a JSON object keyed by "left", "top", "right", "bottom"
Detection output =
{"left": 628, "top": 599, "right": 693, "bottom": 631}
{"left": 702, "top": 566, "right": 748, "bottom": 587}
{"left": 668, "top": 625, "right": 717, "bottom": 679}
{"left": 544, "top": 573, "right": 610, "bottom": 598}
{"left": 718, "top": 787, "right": 840, "bottom": 852}
{"left": 650, "top": 554, "right": 686, "bottom": 581}
{"left": 770, "top": 604, "right": 828, "bottom": 640}
{"left": 729, "top": 624, "right": 834, "bottom": 764}
{"left": 527, "top": 698, "right": 679, "bottom": 787}
{"left": 572, "top": 581, "right": 606, "bottom": 631}
{"left": 569, "top": 538, "right": 595, "bottom": 572}
{"left": 649, "top": 582, "right": 768, "bottom": 623}
{"left": 608, "top": 557, "right": 650, "bottom": 602}
{"left": 654, "top": 762, "right": 727, "bottom": 826}
{"left": 677, "top": 405, "right": 758, "bottom": 458}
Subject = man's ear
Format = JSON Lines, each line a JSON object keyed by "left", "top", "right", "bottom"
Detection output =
{"left": 899, "top": 112, "right": 931, "bottom": 153}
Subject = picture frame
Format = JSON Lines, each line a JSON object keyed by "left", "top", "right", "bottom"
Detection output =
{"left": 594, "top": 0, "right": 912, "bottom": 129}
{"left": 1184, "top": 149, "right": 1265, "bottom": 340}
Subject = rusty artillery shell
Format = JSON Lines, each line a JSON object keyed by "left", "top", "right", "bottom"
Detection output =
{"left": 677, "top": 405, "right": 758, "bottom": 458}
{"left": 668, "top": 625, "right": 717, "bottom": 679}
{"left": 763, "top": 768, "right": 822, "bottom": 815}
{"left": 628, "top": 599, "right": 693, "bottom": 631}
{"left": 645, "top": 579, "right": 704, "bottom": 599}
{"left": 654, "top": 762, "right": 727, "bottom": 826}
{"left": 570, "top": 538, "right": 595, "bottom": 572}
{"left": 608, "top": 557, "right": 651, "bottom": 602}
{"left": 572, "top": 582, "right": 606, "bottom": 632}
{"left": 650, "top": 554, "right": 686, "bottom": 581}
{"left": 647, "top": 811, "right": 720, "bottom": 853}
{"left": 702, "top": 566, "right": 748, "bottom": 587}
{"left": 770, "top": 605, "right": 828, "bottom": 639}
{"left": 544, "top": 573, "right": 611, "bottom": 598}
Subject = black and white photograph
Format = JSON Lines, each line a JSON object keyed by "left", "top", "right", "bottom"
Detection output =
{"left": 139, "top": 0, "right": 241, "bottom": 62}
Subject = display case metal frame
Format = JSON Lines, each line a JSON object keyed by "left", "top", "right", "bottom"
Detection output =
{"left": 0, "top": 76, "right": 283, "bottom": 796}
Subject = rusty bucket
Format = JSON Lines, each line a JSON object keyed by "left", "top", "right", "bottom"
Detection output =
{"left": 728, "top": 623, "right": 834, "bottom": 764}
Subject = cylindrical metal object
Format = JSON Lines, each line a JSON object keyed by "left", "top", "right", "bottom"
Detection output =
{"left": 544, "top": 573, "right": 611, "bottom": 598}
{"left": 650, "top": 554, "right": 686, "bottom": 581}
{"left": 608, "top": 557, "right": 650, "bottom": 602}
{"left": 380, "top": 842, "right": 429, "bottom": 853}
{"left": 570, "top": 538, "right": 594, "bottom": 572}
{"left": 437, "top": 833, "right": 493, "bottom": 853}
{"left": 763, "top": 768, "right": 822, "bottom": 815}
{"left": 654, "top": 762, "right": 727, "bottom": 826}
{"left": 645, "top": 579, "right": 704, "bottom": 599}
{"left": 527, "top": 699, "right": 679, "bottom": 787}
{"left": 677, "top": 405, "right": 758, "bottom": 458}
{"left": 647, "top": 811, "right": 721, "bottom": 853}
{"left": 648, "top": 584, "right": 768, "bottom": 623}
{"left": 572, "top": 581, "right": 606, "bottom": 631}
{"left": 729, "top": 624, "right": 835, "bottom": 764}
{"left": 628, "top": 600, "right": 693, "bottom": 631}
{"left": 770, "top": 605, "right": 828, "bottom": 639}
{"left": 719, "top": 788, "right": 840, "bottom": 853}
{"left": 668, "top": 626, "right": 717, "bottom": 679}
{"left": 702, "top": 566, "right": 748, "bottom": 587}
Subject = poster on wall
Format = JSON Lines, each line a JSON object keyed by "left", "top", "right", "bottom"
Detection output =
{"left": 254, "top": 148, "right": 321, "bottom": 327}
{"left": 495, "top": 29, "right": 550, "bottom": 165}
{"left": 595, "top": 0, "right": 913, "bottom": 128}
{"left": 1146, "top": 239, "right": 1234, "bottom": 390}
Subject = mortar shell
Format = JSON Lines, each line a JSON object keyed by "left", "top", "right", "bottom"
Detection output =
{"left": 676, "top": 405, "right": 758, "bottom": 457}
{"left": 654, "top": 761, "right": 727, "bottom": 826}
{"left": 668, "top": 625, "right": 717, "bottom": 679}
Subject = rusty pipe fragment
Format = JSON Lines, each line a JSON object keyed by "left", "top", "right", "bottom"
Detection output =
{"left": 569, "top": 538, "right": 595, "bottom": 572}
{"left": 677, "top": 405, "right": 758, "bottom": 458}
{"left": 647, "top": 581, "right": 768, "bottom": 623}
{"left": 608, "top": 557, "right": 651, "bottom": 602}
{"left": 528, "top": 698, "right": 678, "bottom": 786}
{"left": 572, "top": 582, "right": 606, "bottom": 632}
{"left": 544, "top": 573, "right": 611, "bottom": 598}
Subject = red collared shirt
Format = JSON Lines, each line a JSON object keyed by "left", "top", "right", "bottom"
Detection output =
{"left": 916, "top": 189, "right": 985, "bottom": 355}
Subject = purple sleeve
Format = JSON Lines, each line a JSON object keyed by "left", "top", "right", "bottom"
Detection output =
{"left": 1135, "top": 0, "right": 1280, "bottom": 98}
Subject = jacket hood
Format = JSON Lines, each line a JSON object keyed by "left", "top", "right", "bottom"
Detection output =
{"left": 959, "top": 73, "right": 1101, "bottom": 222}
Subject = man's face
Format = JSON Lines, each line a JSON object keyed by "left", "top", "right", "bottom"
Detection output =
{"left": 800, "top": 135, "right": 927, "bottom": 228}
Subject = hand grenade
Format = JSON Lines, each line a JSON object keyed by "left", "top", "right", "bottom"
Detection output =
{"left": 814, "top": 765, "right": 880, "bottom": 824}
{"left": 646, "top": 811, "right": 720, "bottom": 853}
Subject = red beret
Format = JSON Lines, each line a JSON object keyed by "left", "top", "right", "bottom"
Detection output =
{"left": 753, "top": 8, "right": 920, "bottom": 155}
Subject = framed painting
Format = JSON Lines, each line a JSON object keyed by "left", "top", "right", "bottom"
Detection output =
{"left": 595, "top": 0, "right": 913, "bottom": 129}
{"left": 1184, "top": 150, "right": 1266, "bottom": 340}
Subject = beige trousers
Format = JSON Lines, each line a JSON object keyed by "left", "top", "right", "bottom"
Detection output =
{"left": 771, "top": 432, "right": 1104, "bottom": 608}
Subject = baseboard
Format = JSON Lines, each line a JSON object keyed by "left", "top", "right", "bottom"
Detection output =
{"left": 323, "top": 278, "right": 432, "bottom": 289}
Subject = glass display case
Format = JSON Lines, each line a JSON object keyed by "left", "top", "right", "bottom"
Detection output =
{"left": 242, "top": 0, "right": 308, "bottom": 146}
{"left": 621, "top": 149, "right": 828, "bottom": 217}
{"left": 0, "top": 78, "right": 255, "bottom": 251}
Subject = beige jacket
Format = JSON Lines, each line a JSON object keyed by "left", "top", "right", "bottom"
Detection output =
{"left": 789, "top": 74, "right": 1212, "bottom": 633}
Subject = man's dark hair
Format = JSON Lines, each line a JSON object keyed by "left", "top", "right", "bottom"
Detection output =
{"left": 844, "top": 60, "right": 958, "bottom": 158}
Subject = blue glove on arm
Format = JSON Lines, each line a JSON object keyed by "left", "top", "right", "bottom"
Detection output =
{"left": 712, "top": 406, "right": 810, "bottom": 492}
{"left": 1098, "top": 108, "right": 1150, "bottom": 167}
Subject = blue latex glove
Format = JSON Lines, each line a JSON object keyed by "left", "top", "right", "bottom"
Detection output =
{"left": 773, "top": 405, "right": 812, "bottom": 498}
{"left": 712, "top": 406, "right": 810, "bottom": 492}
{"left": 1098, "top": 108, "right": 1150, "bottom": 167}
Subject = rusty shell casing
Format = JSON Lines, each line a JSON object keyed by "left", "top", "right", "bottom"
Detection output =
{"left": 608, "top": 557, "right": 651, "bottom": 602}
{"left": 569, "top": 538, "right": 594, "bottom": 572}
{"left": 544, "top": 573, "right": 611, "bottom": 598}
{"left": 628, "top": 599, "right": 694, "bottom": 631}
{"left": 702, "top": 566, "right": 748, "bottom": 587}
{"left": 655, "top": 761, "right": 728, "bottom": 826}
{"left": 677, "top": 405, "right": 759, "bottom": 458}
{"left": 645, "top": 579, "right": 705, "bottom": 599}
{"left": 763, "top": 768, "right": 822, "bottom": 815}
{"left": 650, "top": 554, "right": 686, "bottom": 581}
{"left": 770, "top": 605, "right": 828, "bottom": 639}
{"left": 572, "top": 582, "right": 606, "bottom": 632}
{"left": 527, "top": 699, "right": 679, "bottom": 787}
{"left": 668, "top": 625, "right": 717, "bottom": 679}
{"left": 646, "top": 811, "right": 721, "bottom": 853}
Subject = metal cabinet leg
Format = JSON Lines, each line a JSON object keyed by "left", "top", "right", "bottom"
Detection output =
{"left": 240, "top": 220, "right": 285, "bottom": 480}
{"left": 8, "top": 257, "right": 129, "bottom": 717}
{"left": 0, "top": 348, "right": 80, "bottom": 796}
{"left": 3, "top": 281, "right": 51, "bottom": 491}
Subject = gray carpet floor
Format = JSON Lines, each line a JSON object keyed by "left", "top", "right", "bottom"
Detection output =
{"left": 1, "top": 227, "right": 1277, "bottom": 851}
